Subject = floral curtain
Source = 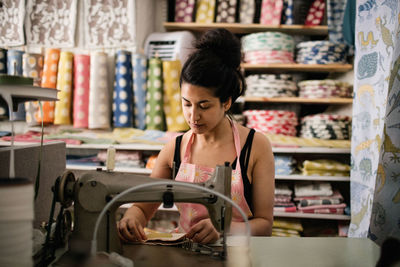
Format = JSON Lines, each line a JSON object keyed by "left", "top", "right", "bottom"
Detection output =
{"left": 349, "top": 0, "right": 400, "bottom": 245}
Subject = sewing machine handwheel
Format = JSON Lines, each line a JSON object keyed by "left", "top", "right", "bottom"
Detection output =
{"left": 58, "top": 171, "right": 75, "bottom": 208}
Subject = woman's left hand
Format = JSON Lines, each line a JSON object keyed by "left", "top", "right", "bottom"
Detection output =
{"left": 185, "top": 218, "right": 220, "bottom": 244}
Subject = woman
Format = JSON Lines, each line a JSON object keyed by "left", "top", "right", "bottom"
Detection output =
{"left": 118, "top": 28, "right": 275, "bottom": 244}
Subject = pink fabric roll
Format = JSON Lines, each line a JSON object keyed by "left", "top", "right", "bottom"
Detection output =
{"left": 260, "top": 0, "right": 283, "bottom": 25}
{"left": 73, "top": 54, "right": 90, "bottom": 128}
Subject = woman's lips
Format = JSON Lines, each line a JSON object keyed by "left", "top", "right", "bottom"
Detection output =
{"left": 191, "top": 123, "right": 203, "bottom": 128}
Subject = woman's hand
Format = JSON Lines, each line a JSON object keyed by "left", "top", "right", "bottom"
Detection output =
{"left": 118, "top": 207, "right": 148, "bottom": 243}
{"left": 185, "top": 218, "right": 220, "bottom": 244}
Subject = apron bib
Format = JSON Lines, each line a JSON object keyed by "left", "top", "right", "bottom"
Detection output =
{"left": 175, "top": 119, "right": 253, "bottom": 232}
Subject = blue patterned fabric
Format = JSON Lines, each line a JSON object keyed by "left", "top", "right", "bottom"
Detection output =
{"left": 281, "top": 0, "right": 294, "bottom": 25}
{"left": 7, "top": 49, "right": 25, "bottom": 121}
{"left": 132, "top": 54, "right": 147, "bottom": 130}
{"left": 113, "top": 50, "right": 133, "bottom": 128}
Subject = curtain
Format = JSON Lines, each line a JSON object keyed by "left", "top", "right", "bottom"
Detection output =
{"left": 349, "top": 0, "right": 400, "bottom": 245}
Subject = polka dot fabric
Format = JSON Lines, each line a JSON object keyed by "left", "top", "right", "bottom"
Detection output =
{"left": 132, "top": 53, "right": 147, "bottom": 130}
{"left": 73, "top": 54, "right": 90, "bottom": 128}
{"left": 7, "top": 50, "right": 26, "bottom": 121}
{"left": 243, "top": 110, "right": 298, "bottom": 136}
{"left": 239, "top": 0, "right": 255, "bottom": 24}
{"left": 260, "top": 0, "right": 283, "bottom": 25}
{"left": 113, "top": 50, "right": 133, "bottom": 128}
{"left": 54, "top": 51, "right": 74, "bottom": 125}
{"left": 296, "top": 41, "right": 347, "bottom": 64}
{"left": 39, "top": 48, "right": 60, "bottom": 124}
{"left": 305, "top": 0, "right": 325, "bottom": 26}
{"left": 195, "top": 0, "right": 216, "bottom": 23}
{"left": 282, "top": 0, "right": 294, "bottom": 25}
{"left": 89, "top": 52, "right": 110, "bottom": 129}
{"left": 146, "top": 58, "right": 165, "bottom": 131}
{"left": 216, "top": 0, "right": 237, "bottom": 23}
{"left": 162, "top": 60, "right": 189, "bottom": 132}
{"left": 22, "top": 53, "right": 44, "bottom": 126}
{"left": 175, "top": 0, "right": 195, "bottom": 22}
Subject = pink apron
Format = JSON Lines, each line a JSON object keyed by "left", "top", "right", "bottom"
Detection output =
{"left": 175, "top": 119, "right": 253, "bottom": 232}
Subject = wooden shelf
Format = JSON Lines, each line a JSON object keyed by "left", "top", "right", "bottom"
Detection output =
{"left": 66, "top": 164, "right": 152, "bottom": 175}
{"left": 242, "top": 63, "right": 353, "bottom": 72}
{"left": 275, "top": 174, "right": 350, "bottom": 182}
{"left": 66, "top": 143, "right": 164, "bottom": 151}
{"left": 274, "top": 211, "right": 350, "bottom": 220}
{"left": 272, "top": 147, "right": 350, "bottom": 154}
{"left": 164, "top": 22, "right": 328, "bottom": 35}
{"left": 244, "top": 96, "right": 353, "bottom": 104}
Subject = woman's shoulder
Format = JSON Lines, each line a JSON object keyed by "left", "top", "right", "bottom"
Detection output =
{"left": 236, "top": 124, "right": 272, "bottom": 155}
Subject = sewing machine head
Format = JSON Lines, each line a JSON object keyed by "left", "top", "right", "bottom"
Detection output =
{"left": 56, "top": 164, "right": 232, "bottom": 258}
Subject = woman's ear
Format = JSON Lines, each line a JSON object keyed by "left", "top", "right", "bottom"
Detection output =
{"left": 223, "top": 98, "right": 232, "bottom": 112}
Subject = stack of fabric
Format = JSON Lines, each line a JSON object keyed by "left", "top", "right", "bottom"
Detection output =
{"left": 300, "top": 114, "right": 352, "bottom": 140}
{"left": 245, "top": 74, "right": 298, "bottom": 97}
{"left": 97, "top": 150, "right": 143, "bottom": 168}
{"left": 274, "top": 155, "right": 297, "bottom": 175}
{"left": 300, "top": 159, "right": 350, "bottom": 177}
{"left": 298, "top": 79, "right": 352, "bottom": 98}
{"left": 294, "top": 182, "right": 346, "bottom": 214}
{"left": 274, "top": 183, "right": 296, "bottom": 213}
{"left": 272, "top": 218, "right": 303, "bottom": 237}
{"left": 244, "top": 110, "right": 298, "bottom": 136}
{"left": 296, "top": 41, "right": 347, "bottom": 64}
{"left": 242, "top": 32, "right": 295, "bottom": 64}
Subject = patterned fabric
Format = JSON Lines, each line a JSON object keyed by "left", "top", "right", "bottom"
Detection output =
{"left": 162, "top": 60, "right": 188, "bottom": 132}
{"left": 83, "top": 0, "right": 135, "bottom": 48}
{"left": 174, "top": 0, "right": 195, "bottom": 22}
{"left": 216, "top": 0, "right": 237, "bottom": 23}
{"left": 260, "top": 0, "right": 283, "bottom": 25}
{"left": 25, "top": 0, "right": 77, "bottom": 47}
{"left": 0, "top": 0, "right": 25, "bottom": 46}
{"left": 132, "top": 54, "right": 147, "bottom": 130}
{"left": 73, "top": 54, "right": 90, "bottom": 128}
{"left": 305, "top": 0, "right": 326, "bottom": 26}
{"left": 113, "top": 50, "right": 133, "bottom": 128}
{"left": 263, "top": 132, "right": 351, "bottom": 148}
{"left": 349, "top": 0, "right": 400, "bottom": 245}
{"left": 88, "top": 52, "right": 110, "bottom": 129}
{"left": 7, "top": 49, "right": 25, "bottom": 121}
{"left": 22, "top": 53, "right": 44, "bottom": 126}
{"left": 239, "top": 0, "right": 255, "bottom": 24}
{"left": 195, "top": 0, "right": 216, "bottom": 23}
{"left": 281, "top": 0, "right": 294, "bottom": 25}
{"left": 0, "top": 48, "right": 8, "bottom": 120}
{"left": 175, "top": 119, "right": 252, "bottom": 232}
{"left": 327, "top": 0, "right": 346, "bottom": 44}
{"left": 54, "top": 52, "right": 74, "bottom": 125}
{"left": 38, "top": 48, "right": 60, "bottom": 124}
{"left": 146, "top": 58, "right": 165, "bottom": 131}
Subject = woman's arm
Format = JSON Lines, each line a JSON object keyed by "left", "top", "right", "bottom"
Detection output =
{"left": 118, "top": 137, "right": 177, "bottom": 242}
{"left": 230, "top": 132, "right": 275, "bottom": 236}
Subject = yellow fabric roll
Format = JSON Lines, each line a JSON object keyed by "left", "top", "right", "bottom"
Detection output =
{"left": 273, "top": 219, "right": 303, "bottom": 232}
{"left": 54, "top": 51, "right": 74, "bottom": 125}
{"left": 162, "top": 60, "right": 189, "bottom": 132}
{"left": 303, "top": 159, "right": 351, "bottom": 172}
{"left": 301, "top": 169, "right": 350, "bottom": 177}
{"left": 195, "top": 0, "right": 216, "bottom": 23}
{"left": 263, "top": 133, "right": 351, "bottom": 148}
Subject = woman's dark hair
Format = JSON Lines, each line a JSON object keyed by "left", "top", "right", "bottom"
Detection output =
{"left": 180, "top": 28, "right": 246, "bottom": 105}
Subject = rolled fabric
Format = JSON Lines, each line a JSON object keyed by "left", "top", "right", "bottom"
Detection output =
{"left": 146, "top": 58, "right": 165, "bottom": 131}
{"left": 113, "top": 50, "right": 133, "bottom": 128}
{"left": 260, "top": 0, "right": 284, "bottom": 25}
{"left": 216, "top": 0, "right": 237, "bottom": 23}
{"left": 0, "top": 48, "right": 8, "bottom": 119}
{"left": 89, "top": 52, "right": 111, "bottom": 129}
{"left": 38, "top": 48, "right": 60, "bottom": 124}
{"left": 174, "top": 0, "right": 195, "bottom": 22}
{"left": 239, "top": 0, "right": 255, "bottom": 24}
{"left": 54, "top": 51, "right": 73, "bottom": 125}
{"left": 132, "top": 53, "right": 147, "bottom": 130}
{"left": 22, "top": 53, "right": 44, "bottom": 126}
{"left": 7, "top": 49, "right": 26, "bottom": 121}
{"left": 282, "top": 0, "right": 294, "bottom": 24}
{"left": 195, "top": 0, "right": 216, "bottom": 23}
{"left": 73, "top": 54, "right": 90, "bottom": 128}
{"left": 162, "top": 60, "right": 189, "bottom": 132}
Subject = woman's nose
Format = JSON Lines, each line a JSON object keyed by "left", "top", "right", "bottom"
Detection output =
{"left": 190, "top": 107, "right": 200, "bottom": 122}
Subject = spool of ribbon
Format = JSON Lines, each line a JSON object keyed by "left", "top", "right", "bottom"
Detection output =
{"left": 216, "top": 0, "right": 237, "bottom": 23}
{"left": 132, "top": 53, "right": 147, "bottom": 130}
{"left": 73, "top": 54, "right": 90, "bottom": 128}
{"left": 195, "top": 0, "right": 216, "bottom": 23}
{"left": 113, "top": 50, "right": 133, "bottom": 128}
{"left": 162, "top": 60, "right": 189, "bottom": 132}
{"left": 54, "top": 51, "right": 73, "bottom": 125}
{"left": 38, "top": 48, "right": 60, "bottom": 124}
{"left": 22, "top": 53, "right": 44, "bottom": 126}
{"left": 7, "top": 49, "right": 26, "bottom": 121}
{"left": 146, "top": 57, "right": 165, "bottom": 131}
{"left": 175, "top": 0, "right": 195, "bottom": 22}
{"left": 0, "top": 48, "right": 8, "bottom": 119}
{"left": 89, "top": 52, "right": 111, "bottom": 129}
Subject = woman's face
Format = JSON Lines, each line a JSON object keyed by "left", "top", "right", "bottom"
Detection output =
{"left": 181, "top": 82, "right": 229, "bottom": 134}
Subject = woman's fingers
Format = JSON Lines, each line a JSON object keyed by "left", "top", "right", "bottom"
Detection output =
{"left": 186, "top": 219, "right": 219, "bottom": 244}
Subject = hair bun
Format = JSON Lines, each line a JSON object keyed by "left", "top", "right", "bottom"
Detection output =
{"left": 195, "top": 28, "right": 242, "bottom": 69}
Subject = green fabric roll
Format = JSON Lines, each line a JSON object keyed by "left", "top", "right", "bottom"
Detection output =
{"left": 146, "top": 58, "right": 165, "bottom": 131}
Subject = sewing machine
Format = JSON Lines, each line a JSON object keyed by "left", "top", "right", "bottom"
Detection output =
{"left": 51, "top": 163, "right": 233, "bottom": 265}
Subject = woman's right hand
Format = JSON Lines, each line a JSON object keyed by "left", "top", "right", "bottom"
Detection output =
{"left": 118, "top": 206, "right": 148, "bottom": 243}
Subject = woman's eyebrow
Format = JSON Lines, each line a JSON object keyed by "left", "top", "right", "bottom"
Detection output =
{"left": 182, "top": 97, "right": 210, "bottom": 104}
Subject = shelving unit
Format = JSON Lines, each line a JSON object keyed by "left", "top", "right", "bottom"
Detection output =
{"left": 244, "top": 96, "right": 353, "bottom": 104}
